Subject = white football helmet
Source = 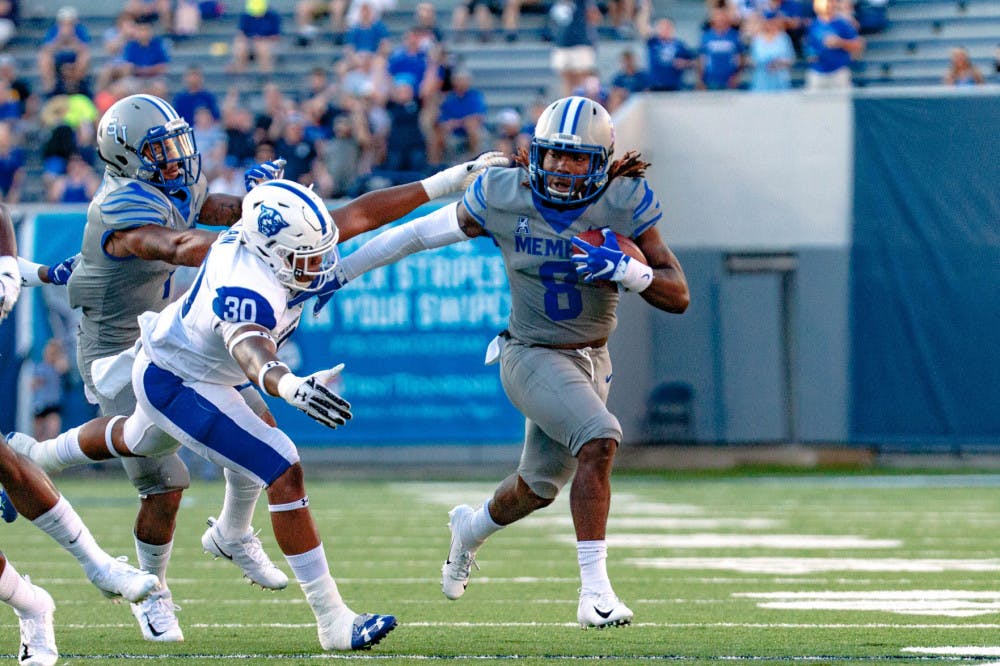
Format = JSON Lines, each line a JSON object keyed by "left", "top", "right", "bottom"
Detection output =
{"left": 529, "top": 96, "right": 614, "bottom": 206}
{"left": 97, "top": 94, "right": 201, "bottom": 187}
{"left": 239, "top": 180, "right": 340, "bottom": 292}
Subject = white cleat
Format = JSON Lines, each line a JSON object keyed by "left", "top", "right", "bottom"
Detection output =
{"left": 130, "top": 588, "right": 184, "bottom": 642}
{"left": 441, "top": 504, "right": 479, "bottom": 600}
{"left": 16, "top": 579, "right": 57, "bottom": 666}
{"left": 201, "top": 517, "right": 288, "bottom": 590}
{"left": 90, "top": 556, "right": 160, "bottom": 603}
{"left": 577, "top": 591, "right": 634, "bottom": 629}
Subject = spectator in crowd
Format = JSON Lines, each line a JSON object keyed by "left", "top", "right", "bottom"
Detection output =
{"left": 942, "top": 47, "right": 984, "bottom": 86}
{"left": 855, "top": 0, "right": 887, "bottom": 34}
{"left": 383, "top": 76, "right": 426, "bottom": 177}
{"left": 549, "top": 0, "right": 602, "bottom": 96}
{"left": 100, "top": 12, "right": 137, "bottom": 59}
{"left": 344, "top": 1, "right": 389, "bottom": 54}
{"left": 294, "top": 0, "right": 344, "bottom": 46}
{"left": 193, "top": 105, "right": 227, "bottom": 180}
{"left": 120, "top": 15, "right": 171, "bottom": 81}
{"left": 0, "top": 79, "right": 21, "bottom": 121}
{"left": 274, "top": 112, "right": 318, "bottom": 183}
{"left": 32, "top": 338, "right": 70, "bottom": 441}
{"left": 45, "top": 151, "right": 100, "bottom": 203}
{"left": 697, "top": 5, "right": 744, "bottom": 90}
{"left": 572, "top": 70, "right": 610, "bottom": 106}
{"left": 223, "top": 98, "right": 259, "bottom": 165}
{"left": 207, "top": 154, "right": 246, "bottom": 195}
{"left": 608, "top": 49, "right": 648, "bottom": 112}
{"left": 0, "top": 121, "right": 24, "bottom": 203}
{"left": 319, "top": 109, "right": 370, "bottom": 197}
{"left": 490, "top": 106, "right": 522, "bottom": 154}
{"left": 172, "top": 64, "right": 220, "bottom": 125}
{"left": 230, "top": 0, "right": 282, "bottom": 74}
{"left": 451, "top": 0, "right": 504, "bottom": 43}
{"left": 413, "top": 2, "right": 443, "bottom": 46}
{"left": 434, "top": 69, "right": 487, "bottom": 163}
{"left": 172, "top": 0, "right": 202, "bottom": 40}
{"left": 38, "top": 6, "right": 92, "bottom": 94}
{"left": 605, "top": 0, "right": 639, "bottom": 38}
{"left": 0, "top": 55, "right": 32, "bottom": 119}
{"left": 252, "top": 81, "right": 296, "bottom": 140}
{"left": 123, "top": 0, "right": 173, "bottom": 31}
{"left": 388, "top": 28, "right": 429, "bottom": 90}
{"left": 0, "top": 0, "right": 19, "bottom": 50}
{"left": 750, "top": 9, "right": 795, "bottom": 90}
{"left": 638, "top": 8, "right": 695, "bottom": 92}
{"left": 765, "top": 0, "right": 807, "bottom": 57}
{"left": 339, "top": 50, "right": 389, "bottom": 103}
{"left": 805, "top": 0, "right": 864, "bottom": 90}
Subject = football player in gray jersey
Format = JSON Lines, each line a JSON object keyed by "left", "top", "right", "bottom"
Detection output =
{"left": 311, "top": 96, "right": 689, "bottom": 628}
{"left": 1, "top": 204, "right": 160, "bottom": 666}
{"left": 10, "top": 94, "right": 511, "bottom": 641}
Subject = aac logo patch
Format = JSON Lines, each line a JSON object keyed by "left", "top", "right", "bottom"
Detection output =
{"left": 515, "top": 216, "right": 530, "bottom": 236}
{"left": 257, "top": 204, "right": 289, "bottom": 238}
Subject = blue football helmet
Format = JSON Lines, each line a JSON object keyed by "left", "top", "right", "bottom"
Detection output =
{"left": 528, "top": 96, "right": 615, "bottom": 206}
{"left": 97, "top": 94, "right": 201, "bottom": 188}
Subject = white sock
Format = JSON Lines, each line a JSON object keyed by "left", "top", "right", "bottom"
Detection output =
{"left": 135, "top": 537, "right": 172, "bottom": 586}
{"left": 32, "top": 496, "right": 112, "bottom": 580}
{"left": 0, "top": 561, "right": 44, "bottom": 615}
{"left": 33, "top": 427, "right": 91, "bottom": 472}
{"left": 577, "top": 540, "right": 613, "bottom": 596}
{"left": 300, "top": 572, "right": 347, "bottom": 618}
{"left": 216, "top": 468, "right": 263, "bottom": 541}
{"left": 284, "top": 544, "right": 329, "bottom": 583}
{"left": 466, "top": 499, "right": 503, "bottom": 548}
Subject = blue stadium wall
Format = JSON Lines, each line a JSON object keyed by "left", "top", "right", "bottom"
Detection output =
{"left": 2, "top": 89, "right": 997, "bottom": 451}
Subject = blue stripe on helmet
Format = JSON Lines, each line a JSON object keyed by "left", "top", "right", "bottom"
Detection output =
{"left": 260, "top": 181, "right": 328, "bottom": 234}
{"left": 566, "top": 97, "right": 585, "bottom": 134}
{"left": 136, "top": 94, "right": 176, "bottom": 121}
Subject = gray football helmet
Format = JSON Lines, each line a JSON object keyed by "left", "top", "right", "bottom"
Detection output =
{"left": 529, "top": 96, "right": 615, "bottom": 206}
{"left": 97, "top": 94, "right": 201, "bottom": 187}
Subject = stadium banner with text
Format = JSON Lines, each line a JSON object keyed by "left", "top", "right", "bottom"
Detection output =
{"left": 14, "top": 204, "right": 523, "bottom": 447}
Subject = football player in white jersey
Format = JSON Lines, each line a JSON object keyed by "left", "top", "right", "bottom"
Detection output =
{"left": 1, "top": 204, "right": 161, "bottom": 666}
{"left": 9, "top": 93, "right": 508, "bottom": 641}
{"left": 309, "top": 96, "right": 690, "bottom": 627}
{"left": 5, "top": 181, "right": 402, "bottom": 651}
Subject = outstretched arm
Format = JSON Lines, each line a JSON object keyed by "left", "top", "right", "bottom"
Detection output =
{"left": 104, "top": 224, "right": 220, "bottom": 266}
{"left": 633, "top": 225, "right": 690, "bottom": 314}
{"left": 198, "top": 193, "right": 244, "bottom": 227}
{"left": 332, "top": 153, "right": 510, "bottom": 242}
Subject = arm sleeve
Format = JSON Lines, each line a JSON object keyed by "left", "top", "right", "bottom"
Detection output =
{"left": 339, "top": 201, "right": 469, "bottom": 281}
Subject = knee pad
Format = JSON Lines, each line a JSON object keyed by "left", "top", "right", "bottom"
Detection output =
{"left": 122, "top": 453, "right": 191, "bottom": 496}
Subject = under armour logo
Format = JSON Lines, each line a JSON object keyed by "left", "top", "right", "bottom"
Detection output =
{"left": 257, "top": 204, "right": 289, "bottom": 238}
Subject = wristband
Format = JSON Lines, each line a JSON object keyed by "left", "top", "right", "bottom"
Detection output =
{"left": 419, "top": 168, "right": 454, "bottom": 201}
{"left": 14, "top": 256, "right": 41, "bottom": 287}
{"left": 258, "top": 360, "right": 289, "bottom": 392}
{"left": 276, "top": 370, "right": 301, "bottom": 401}
{"left": 620, "top": 258, "right": 654, "bottom": 293}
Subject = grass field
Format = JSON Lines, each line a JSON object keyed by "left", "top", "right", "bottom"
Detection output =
{"left": 3, "top": 470, "right": 1000, "bottom": 665}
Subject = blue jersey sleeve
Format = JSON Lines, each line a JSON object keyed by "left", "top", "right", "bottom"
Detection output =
{"left": 462, "top": 170, "right": 490, "bottom": 228}
{"left": 100, "top": 181, "right": 173, "bottom": 231}
{"left": 211, "top": 286, "right": 278, "bottom": 330}
{"left": 628, "top": 178, "right": 664, "bottom": 238}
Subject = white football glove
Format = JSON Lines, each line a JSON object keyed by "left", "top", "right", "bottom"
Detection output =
{"left": 277, "top": 363, "right": 352, "bottom": 429}
{"left": 0, "top": 255, "right": 21, "bottom": 321}
{"left": 420, "top": 151, "right": 514, "bottom": 199}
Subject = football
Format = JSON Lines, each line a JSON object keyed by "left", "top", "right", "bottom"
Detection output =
{"left": 574, "top": 229, "right": 648, "bottom": 264}
{"left": 573, "top": 229, "right": 648, "bottom": 290}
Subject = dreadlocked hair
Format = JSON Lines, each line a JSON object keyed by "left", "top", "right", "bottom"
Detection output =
{"left": 515, "top": 147, "right": 649, "bottom": 181}
{"left": 608, "top": 151, "right": 649, "bottom": 180}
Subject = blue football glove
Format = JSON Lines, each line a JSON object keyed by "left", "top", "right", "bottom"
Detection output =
{"left": 244, "top": 157, "right": 287, "bottom": 192}
{"left": 571, "top": 228, "right": 629, "bottom": 283}
{"left": 46, "top": 253, "right": 81, "bottom": 286}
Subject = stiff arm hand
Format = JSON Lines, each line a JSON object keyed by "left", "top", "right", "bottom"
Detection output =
{"left": 244, "top": 158, "right": 287, "bottom": 192}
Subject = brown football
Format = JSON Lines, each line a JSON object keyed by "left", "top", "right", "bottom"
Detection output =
{"left": 573, "top": 229, "right": 647, "bottom": 290}
{"left": 574, "top": 229, "right": 647, "bottom": 264}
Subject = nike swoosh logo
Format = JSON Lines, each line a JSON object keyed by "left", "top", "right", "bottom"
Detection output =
{"left": 594, "top": 606, "right": 614, "bottom": 619}
{"left": 211, "top": 535, "right": 233, "bottom": 560}
{"left": 600, "top": 260, "right": 615, "bottom": 275}
{"left": 605, "top": 374, "right": 613, "bottom": 383}
{"left": 144, "top": 614, "right": 167, "bottom": 637}
{"left": 20, "top": 643, "right": 30, "bottom": 661}
{"left": 68, "top": 530, "right": 82, "bottom": 545}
